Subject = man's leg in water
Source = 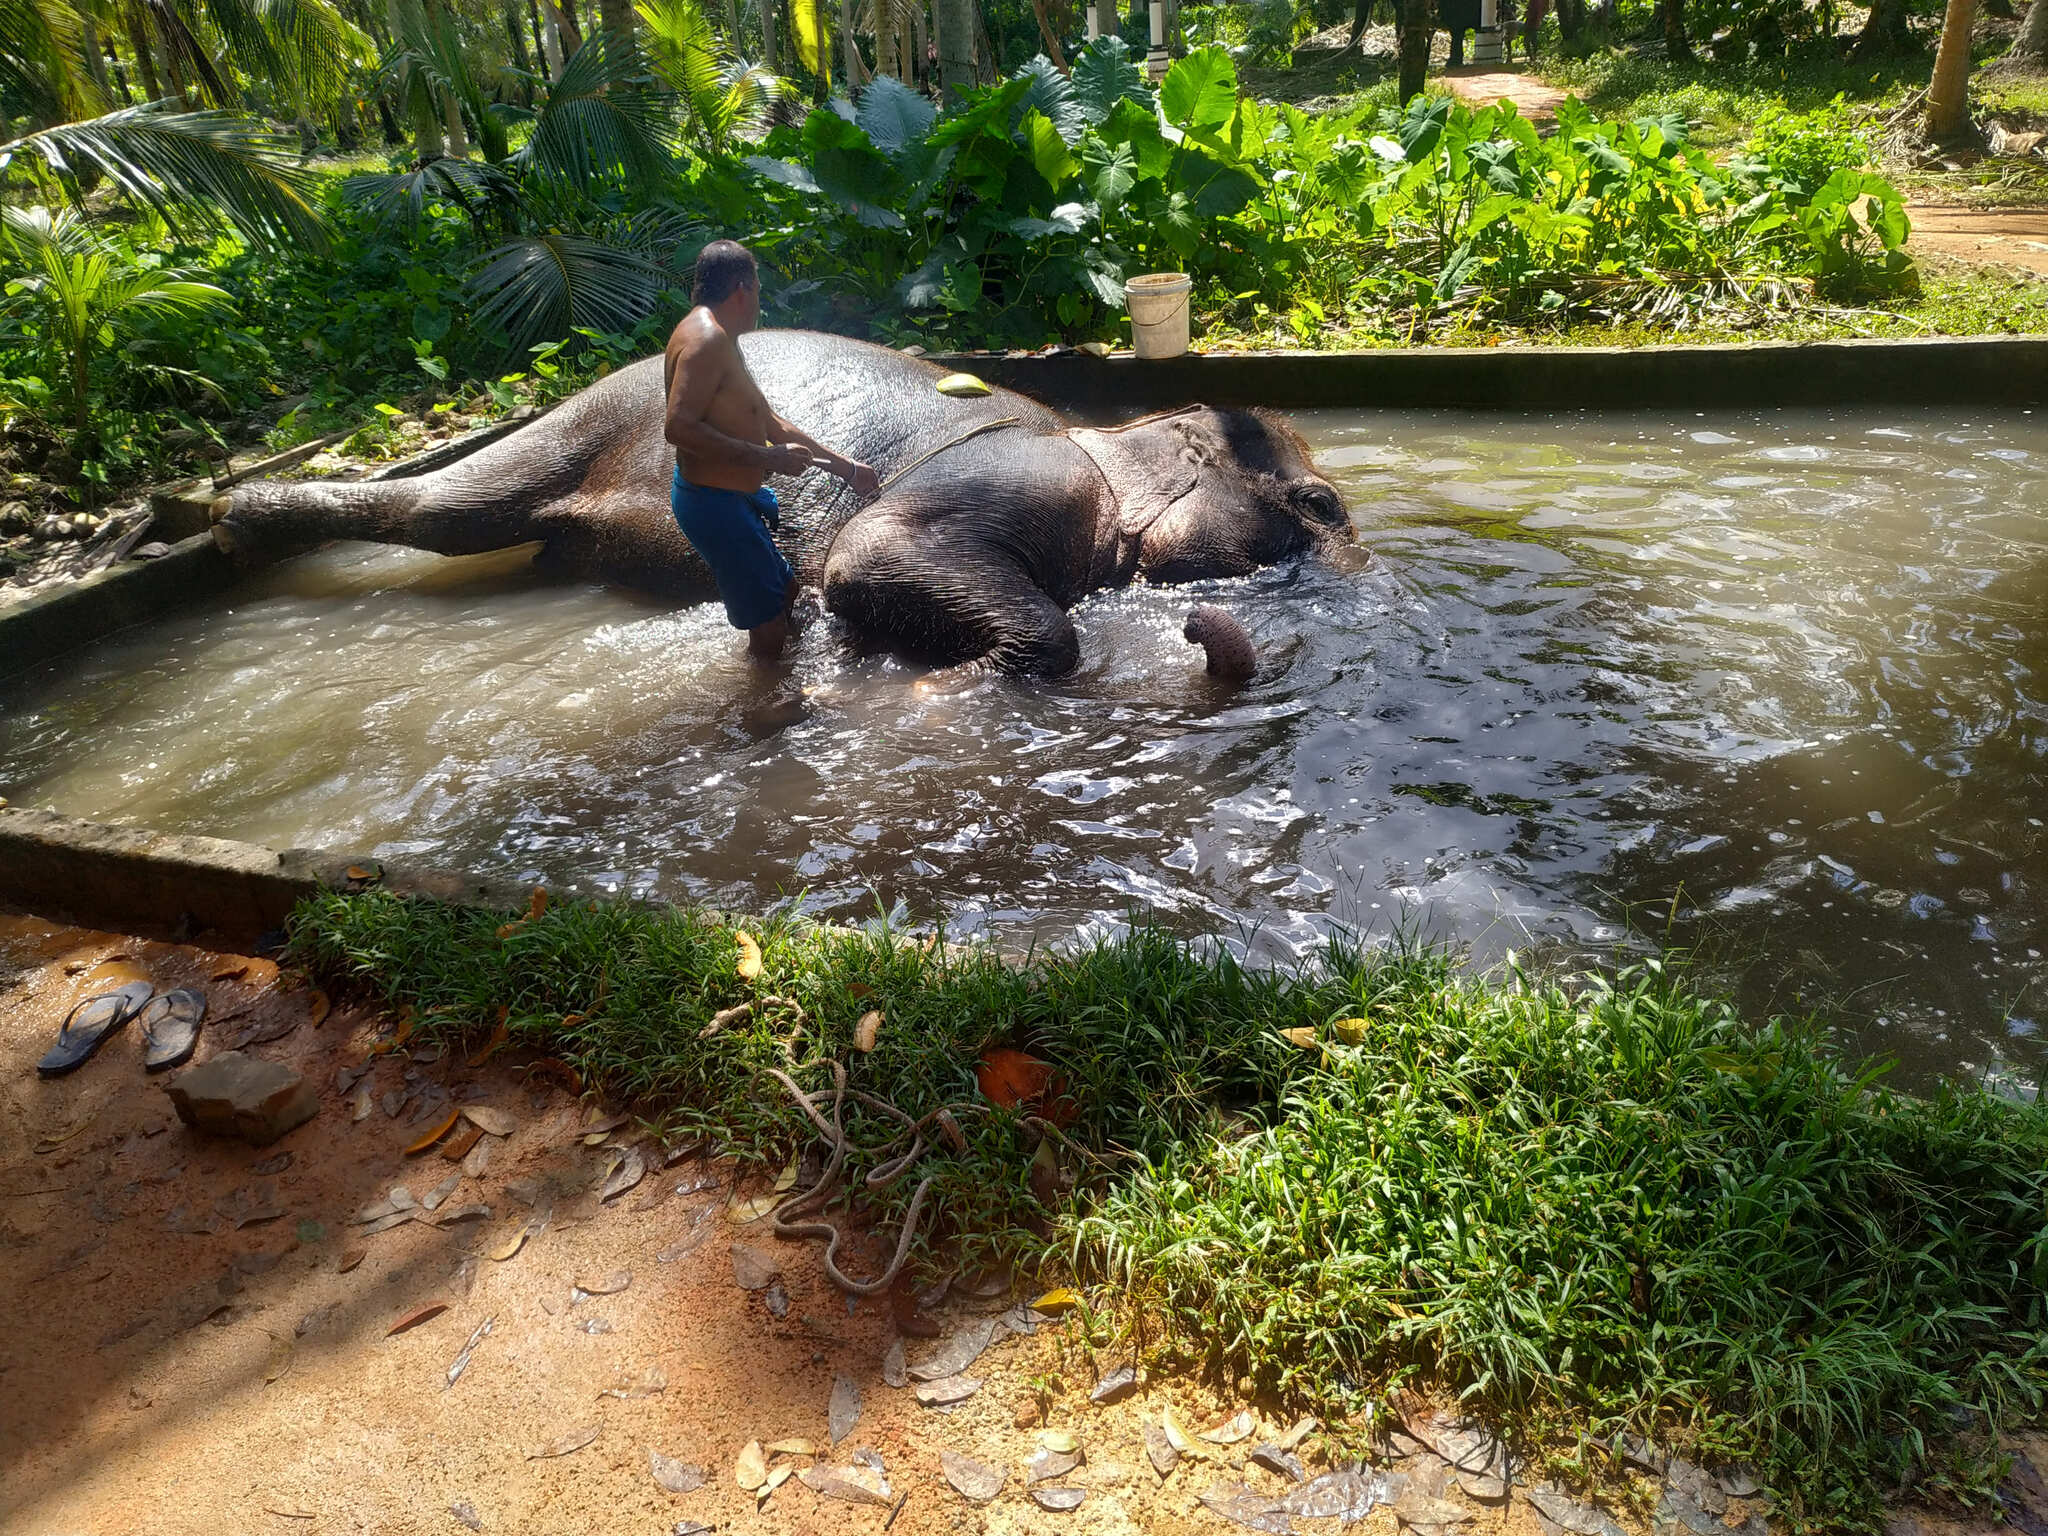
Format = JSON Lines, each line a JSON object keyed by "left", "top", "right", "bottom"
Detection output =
{"left": 746, "top": 576, "right": 798, "bottom": 659}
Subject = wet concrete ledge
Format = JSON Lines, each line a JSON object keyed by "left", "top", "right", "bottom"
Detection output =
{"left": 0, "top": 410, "right": 536, "bottom": 682}
{"left": 0, "top": 807, "right": 528, "bottom": 942}
{"left": 933, "top": 335, "right": 2048, "bottom": 413}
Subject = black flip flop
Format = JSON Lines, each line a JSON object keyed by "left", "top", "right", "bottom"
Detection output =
{"left": 140, "top": 988, "right": 207, "bottom": 1073}
{"left": 38, "top": 981, "right": 155, "bottom": 1078}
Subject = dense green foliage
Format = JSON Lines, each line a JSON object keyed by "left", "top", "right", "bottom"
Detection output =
{"left": 290, "top": 887, "right": 2048, "bottom": 1527}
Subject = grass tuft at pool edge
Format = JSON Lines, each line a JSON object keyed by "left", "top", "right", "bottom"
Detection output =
{"left": 289, "top": 888, "right": 2048, "bottom": 1529}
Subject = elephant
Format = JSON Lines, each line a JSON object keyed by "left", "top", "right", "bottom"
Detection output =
{"left": 216, "top": 330, "right": 1355, "bottom": 678}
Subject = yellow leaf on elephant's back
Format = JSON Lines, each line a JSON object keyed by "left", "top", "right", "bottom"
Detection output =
{"left": 935, "top": 372, "right": 991, "bottom": 398}
{"left": 734, "top": 931, "right": 763, "bottom": 982}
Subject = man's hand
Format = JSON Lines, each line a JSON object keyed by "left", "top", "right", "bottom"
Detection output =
{"left": 845, "top": 460, "right": 881, "bottom": 498}
{"left": 767, "top": 443, "right": 813, "bottom": 477}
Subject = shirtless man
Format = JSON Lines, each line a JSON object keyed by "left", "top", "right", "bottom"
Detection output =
{"left": 663, "top": 240, "right": 879, "bottom": 658}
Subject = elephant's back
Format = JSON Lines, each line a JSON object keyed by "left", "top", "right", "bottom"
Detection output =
{"left": 740, "top": 330, "right": 1064, "bottom": 480}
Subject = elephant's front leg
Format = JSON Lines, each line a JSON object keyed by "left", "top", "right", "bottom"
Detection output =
{"left": 822, "top": 501, "right": 1081, "bottom": 678}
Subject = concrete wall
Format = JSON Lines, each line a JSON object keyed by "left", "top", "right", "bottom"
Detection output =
{"left": 932, "top": 336, "right": 2048, "bottom": 415}
{"left": 0, "top": 807, "right": 528, "bottom": 941}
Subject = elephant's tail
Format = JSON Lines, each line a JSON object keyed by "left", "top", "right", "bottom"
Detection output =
{"left": 1184, "top": 604, "right": 1259, "bottom": 682}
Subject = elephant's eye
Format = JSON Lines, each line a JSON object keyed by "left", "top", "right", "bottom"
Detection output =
{"left": 1294, "top": 483, "right": 1348, "bottom": 528}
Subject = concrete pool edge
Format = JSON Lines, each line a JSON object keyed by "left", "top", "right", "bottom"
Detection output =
{"left": 0, "top": 409, "right": 540, "bottom": 681}
{"left": 933, "top": 334, "right": 2048, "bottom": 412}
{"left": 0, "top": 807, "right": 529, "bottom": 940}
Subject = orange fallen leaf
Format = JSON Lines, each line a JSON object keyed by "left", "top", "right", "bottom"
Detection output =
{"left": 306, "top": 990, "right": 331, "bottom": 1028}
{"left": 337, "top": 1248, "right": 366, "bottom": 1274}
{"left": 526, "top": 887, "right": 548, "bottom": 923}
{"left": 387, "top": 1301, "right": 447, "bottom": 1336}
{"left": 441, "top": 1123, "right": 485, "bottom": 1162}
{"left": 345, "top": 864, "right": 382, "bottom": 883}
{"left": 975, "top": 1046, "right": 1055, "bottom": 1110}
{"left": 495, "top": 921, "right": 524, "bottom": 940}
{"left": 846, "top": 981, "right": 874, "bottom": 1000}
{"left": 466, "top": 1007, "right": 511, "bottom": 1067}
{"left": 406, "top": 1107, "right": 460, "bottom": 1155}
{"left": 211, "top": 962, "right": 250, "bottom": 983}
{"left": 559, "top": 1013, "right": 584, "bottom": 1029}
{"left": 372, "top": 1008, "right": 418, "bottom": 1056}
{"left": 734, "top": 931, "right": 763, "bottom": 982}
{"left": 854, "top": 1010, "right": 882, "bottom": 1053}
{"left": 524, "top": 1058, "right": 583, "bottom": 1094}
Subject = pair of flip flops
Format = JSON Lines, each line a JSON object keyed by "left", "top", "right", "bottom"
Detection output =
{"left": 37, "top": 983, "right": 207, "bottom": 1078}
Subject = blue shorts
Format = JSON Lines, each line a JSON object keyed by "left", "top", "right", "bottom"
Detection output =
{"left": 670, "top": 471, "right": 795, "bottom": 631}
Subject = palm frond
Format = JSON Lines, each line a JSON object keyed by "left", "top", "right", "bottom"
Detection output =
{"left": 517, "top": 31, "right": 678, "bottom": 184}
{"left": 636, "top": 0, "right": 779, "bottom": 153}
{"left": 0, "top": 0, "right": 103, "bottom": 124}
{"left": 0, "top": 104, "right": 327, "bottom": 251}
{"left": 341, "top": 156, "right": 516, "bottom": 228}
{"left": 469, "top": 231, "right": 663, "bottom": 350}
{"left": 142, "top": 0, "right": 234, "bottom": 106}
{"left": 201, "top": 0, "right": 377, "bottom": 115}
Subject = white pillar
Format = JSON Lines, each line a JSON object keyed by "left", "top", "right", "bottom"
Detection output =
{"left": 1085, "top": 4, "right": 1098, "bottom": 38}
{"left": 1145, "top": 0, "right": 1167, "bottom": 77}
{"left": 1474, "top": 0, "right": 1503, "bottom": 61}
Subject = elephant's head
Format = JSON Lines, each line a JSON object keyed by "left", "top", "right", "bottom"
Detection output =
{"left": 1070, "top": 406, "right": 1353, "bottom": 584}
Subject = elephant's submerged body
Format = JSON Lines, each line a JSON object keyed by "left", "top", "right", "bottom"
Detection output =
{"left": 219, "top": 331, "right": 1351, "bottom": 676}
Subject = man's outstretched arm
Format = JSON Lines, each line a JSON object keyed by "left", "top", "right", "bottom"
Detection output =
{"left": 769, "top": 413, "right": 880, "bottom": 496}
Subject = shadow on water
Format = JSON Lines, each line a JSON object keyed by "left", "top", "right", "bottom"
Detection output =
{"left": 4, "top": 407, "right": 2047, "bottom": 1093}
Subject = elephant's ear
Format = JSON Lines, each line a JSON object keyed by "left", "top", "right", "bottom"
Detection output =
{"left": 1068, "top": 422, "right": 1203, "bottom": 539}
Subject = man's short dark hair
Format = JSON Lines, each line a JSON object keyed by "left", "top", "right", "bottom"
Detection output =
{"left": 693, "top": 240, "right": 758, "bottom": 306}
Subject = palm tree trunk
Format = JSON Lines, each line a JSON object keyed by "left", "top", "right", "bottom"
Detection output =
{"left": 937, "top": 0, "right": 972, "bottom": 97}
{"left": 505, "top": 1, "right": 534, "bottom": 98}
{"left": 1396, "top": 0, "right": 1429, "bottom": 101}
{"left": 722, "top": 0, "right": 742, "bottom": 48}
{"left": 598, "top": 0, "right": 636, "bottom": 50}
{"left": 761, "top": 0, "right": 780, "bottom": 69}
{"left": 2002, "top": 0, "right": 2048, "bottom": 63}
{"left": 125, "top": 4, "right": 163, "bottom": 100}
{"left": 535, "top": 0, "right": 564, "bottom": 72}
{"left": 1030, "top": 0, "right": 1068, "bottom": 63}
{"left": 1661, "top": 0, "right": 1691, "bottom": 58}
{"left": 1927, "top": 0, "right": 1981, "bottom": 136}
{"left": 911, "top": 0, "right": 926, "bottom": 82}
{"left": 80, "top": 14, "right": 112, "bottom": 97}
{"left": 1093, "top": 0, "right": 1115, "bottom": 38}
{"left": 876, "top": 0, "right": 895, "bottom": 74}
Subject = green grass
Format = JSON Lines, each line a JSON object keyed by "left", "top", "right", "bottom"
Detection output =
{"left": 288, "top": 890, "right": 2048, "bottom": 1529}
{"left": 1538, "top": 45, "right": 1933, "bottom": 151}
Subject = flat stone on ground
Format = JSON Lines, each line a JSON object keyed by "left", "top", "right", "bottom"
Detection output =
{"left": 166, "top": 1050, "right": 318, "bottom": 1145}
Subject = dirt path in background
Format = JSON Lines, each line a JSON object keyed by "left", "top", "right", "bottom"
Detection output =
{"left": 1440, "top": 66, "right": 1570, "bottom": 124}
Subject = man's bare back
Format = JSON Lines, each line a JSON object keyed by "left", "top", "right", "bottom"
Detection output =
{"left": 663, "top": 308, "right": 802, "bottom": 493}
{"left": 660, "top": 241, "right": 877, "bottom": 660}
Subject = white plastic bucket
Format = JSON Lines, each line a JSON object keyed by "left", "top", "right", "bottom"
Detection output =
{"left": 1125, "top": 272, "right": 1192, "bottom": 360}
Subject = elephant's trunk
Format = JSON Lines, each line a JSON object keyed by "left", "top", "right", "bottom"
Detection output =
{"left": 213, "top": 477, "right": 436, "bottom": 565}
{"left": 1184, "top": 604, "right": 1258, "bottom": 682}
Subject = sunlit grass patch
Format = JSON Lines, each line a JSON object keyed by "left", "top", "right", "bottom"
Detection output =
{"left": 290, "top": 890, "right": 2048, "bottom": 1526}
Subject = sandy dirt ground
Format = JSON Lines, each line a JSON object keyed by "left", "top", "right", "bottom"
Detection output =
{"left": 0, "top": 911, "right": 1545, "bottom": 1536}
{"left": 1441, "top": 68, "right": 1570, "bottom": 124}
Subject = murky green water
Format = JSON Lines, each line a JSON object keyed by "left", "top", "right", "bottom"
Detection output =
{"left": 3, "top": 407, "right": 2044, "bottom": 1092}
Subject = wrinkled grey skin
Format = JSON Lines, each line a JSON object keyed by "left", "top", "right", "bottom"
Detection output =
{"left": 218, "top": 330, "right": 1352, "bottom": 677}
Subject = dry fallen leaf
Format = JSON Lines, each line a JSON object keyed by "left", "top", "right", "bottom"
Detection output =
{"left": 445, "top": 1316, "right": 494, "bottom": 1389}
{"left": 734, "top": 931, "right": 763, "bottom": 982}
{"left": 460, "top": 1104, "right": 516, "bottom": 1137}
{"left": 405, "top": 1107, "right": 461, "bottom": 1155}
{"left": 263, "top": 1335, "right": 293, "bottom": 1385}
{"left": 337, "top": 1247, "right": 366, "bottom": 1274}
{"left": 764, "top": 1438, "right": 816, "bottom": 1457}
{"left": 649, "top": 1449, "right": 705, "bottom": 1494}
{"left": 373, "top": 1011, "right": 417, "bottom": 1056}
{"left": 526, "top": 887, "right": 549, "bottom": 923}
{"left": 440, "top": 1123, "right": 485, "bottom": 1163}
{"left": 599, "top": 1147, "right": 647, "bottom": 1203}
{"left": 758, "top": 1463, "right": 794, "bottom": 1505}
{"left": 1162, "top": 1406, "right": 1195, "bottom": 1456}
{"left": 1330, "top": 1016, "right": 1369, "bottom": 1044}
{"left": 36, "top": 1114, "right": 96, "bottom": 1154}
{"left": 1280, "top": 1026, "right": 1319, "bottom": 1049}
{"left": 466, "top": 1009, "right": 511, "bottom": 1068}
{"left": 735, "top": 1439, "right": 768, "bottom": 1491}
{"left": 1201, "top": 1409, "right": 1258, "bottom": 1445}
{"left": 344, "top": 864, "right": 380, "bottom": 883}
{"left": 527, "top": 1422, "right": 601, "bottom": 1460}
{"left": 772, "top": 1157, "right": 799, "bottom": 1194}
{"left": 387, "top": 1302, "right": 448, "bottom": 1336}
{"left": 306, "top": 990, "right": 331, "bottom": 1028}
{"left": 1032, "top": 1287, "right": 1081, "bottom": 1315}
{"left": 729, "top": 1192, "right": 783, "bottom": 1224}
{"left": 853, "top": 1010, "right": 882, "bottom": 1052}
